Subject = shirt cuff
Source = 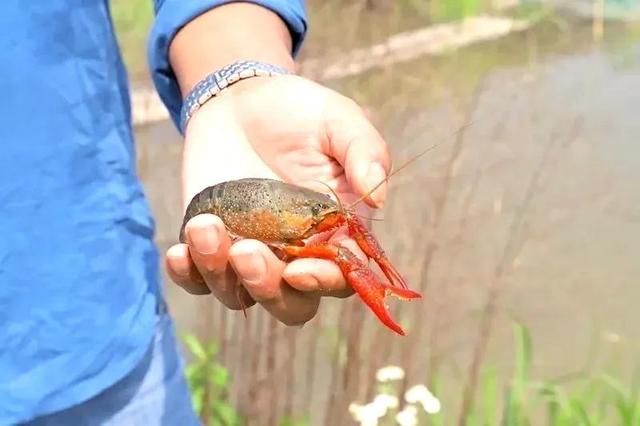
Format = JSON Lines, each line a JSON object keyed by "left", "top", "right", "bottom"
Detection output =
{"left": 147, "top": 0, "right": 307, "bottom": 131}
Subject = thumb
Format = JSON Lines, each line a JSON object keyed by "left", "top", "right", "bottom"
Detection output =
{"left": 322, "top": 95, "right": 391, "bottom": 208}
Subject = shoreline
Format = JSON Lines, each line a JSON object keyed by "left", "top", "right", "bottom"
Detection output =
{"left": 130, "top": 15, "right": 529, "bottom": 127}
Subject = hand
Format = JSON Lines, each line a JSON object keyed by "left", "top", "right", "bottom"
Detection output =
{"left": 165, "top": 75, "right": 391, "bottom": 326}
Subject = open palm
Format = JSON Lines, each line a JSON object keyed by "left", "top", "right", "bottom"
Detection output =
{"left": 166, "top": 75, "right": 391, "bottom": 326}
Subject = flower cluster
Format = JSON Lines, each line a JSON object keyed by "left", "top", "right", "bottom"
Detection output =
{"left": 348, "top": 365, "right": 441, "bottom": 426}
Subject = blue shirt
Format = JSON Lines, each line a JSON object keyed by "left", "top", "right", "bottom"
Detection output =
{"left": 0, "top": 1, "right": 306, "bottom": 424}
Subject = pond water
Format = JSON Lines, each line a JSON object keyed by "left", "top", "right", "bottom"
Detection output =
{"left": 134, "top": 14, "right": 640, "bottom": 425}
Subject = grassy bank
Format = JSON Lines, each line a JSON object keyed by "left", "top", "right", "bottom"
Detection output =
{"left": 182, "top": 322, "right": 640, "bottom": 425}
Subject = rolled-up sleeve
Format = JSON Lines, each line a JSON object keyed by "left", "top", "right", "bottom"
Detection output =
{"left": 147, "top": 0, "right": 307, "bottom": 130}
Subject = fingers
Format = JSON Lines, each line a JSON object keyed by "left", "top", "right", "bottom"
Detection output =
{"left": 166, "top": 244, "right": 211, "bottom": 295}
{"left": 323, "top": 95, "right": 392, "bottom": 208}
{"left": 177, "top": 214, "right": 255, "bottom": 310}
{"left": 168, "top": 215, "right": 368, "bottom": 326}
{"left": 229, "top": 239, "right": 321, "bottom": 326}
{"left": 282, "top": 258, "right": 353, "bottom": 299}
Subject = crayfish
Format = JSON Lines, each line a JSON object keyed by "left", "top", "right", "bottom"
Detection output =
{"left": 179, "top": 175, "right": 421, "bottom": 335}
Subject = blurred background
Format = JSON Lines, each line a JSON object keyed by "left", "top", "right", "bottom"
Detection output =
{"left": 112, "top": 0, "right": 640, "bottom": 425}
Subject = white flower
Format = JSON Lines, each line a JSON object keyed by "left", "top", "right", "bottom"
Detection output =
{"left": 422, "top": 395, "right": 441, "bottom": 414}
{"left": 405, "top": 384, "right": 430, "bottom": 403}
{"left": 396, "top": 404, "right": 418, "bottom": 426}
{"left": 376, "top": 365, "right": 405, "bottom": 382}
{"left": 348, "top": 393, "right": 398, "bottom": 425}
{"left": 349, "top": 401, "right": 384, "bottom": 426}
{"left": 373, "top": 393, "right": 399, "bottom": 410}
{"left": 405, "top": 384, "right": 441, "bottom": 414}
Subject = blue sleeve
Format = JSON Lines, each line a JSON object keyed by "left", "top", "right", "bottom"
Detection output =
{"left": 147, "top": 0, "right": 307, "bottom": 130}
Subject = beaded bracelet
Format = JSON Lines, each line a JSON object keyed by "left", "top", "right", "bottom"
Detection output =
{"left": 179, "top": 60, "right": 291, "bottom": 133}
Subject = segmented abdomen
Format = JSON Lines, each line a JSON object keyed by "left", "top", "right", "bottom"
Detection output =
{"left": 178, "top": 178, "right": 324, "bottom": 244}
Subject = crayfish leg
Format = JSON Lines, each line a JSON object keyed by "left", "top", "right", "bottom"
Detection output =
{"left": 347, "top": 215, "right": 410, "bottom": 289}
{"left": 281, "top": 243, "right": 420, "bottom": 335}
{"left": 236, "top": 283, "right": 248, "bottom": 319}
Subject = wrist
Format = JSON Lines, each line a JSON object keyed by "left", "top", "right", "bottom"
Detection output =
{"left": 179, "top": 60, "right": 292, "bottom": 133}
{"left": 169, "top": 3, "right": 295, "bottom": 96}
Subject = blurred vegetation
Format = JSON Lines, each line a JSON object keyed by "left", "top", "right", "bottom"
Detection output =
{"left": 182, "top": 333, "right": 243, "bottom": 426}
{"left": 183, "top": 323, "right": 640, "bottom": 425}
{"left": 110, "top": 0, "right": 153, "bottom": 80}
{"left": 453, "top": 323, "right": 640, "bottom": 426}
{"left": 110, "top": 0, "right": 514, "bottom": 80}
{"left": 110, "top": 0, "right": 640, "bottom": 81}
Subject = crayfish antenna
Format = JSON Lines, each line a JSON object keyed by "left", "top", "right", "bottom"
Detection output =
{"left": 355, "top": 213, "right": 385, "bottom": 222}
{"left": 346, "top": 122, "right": 474, "bottom": 211}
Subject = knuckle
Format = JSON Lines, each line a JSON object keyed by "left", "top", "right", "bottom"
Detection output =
{"left": 243, "top": 282, "right": 278, "bottom": 303}
{"left": 197, "top": 259, "right": 227, "bottom": 277}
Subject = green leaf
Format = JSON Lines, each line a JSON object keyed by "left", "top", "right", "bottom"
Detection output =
{"left": 212, "top": 400, "right": 241, "bottom": 426}
{"left": 466, "top": 409, "right": 479, "bottom": 426}
{"left": 505, "top": 321, "right": 533, "bottom": 425}
{"left": 280, "top": 416, "right": 311, "bottom": 426}
{"left": 183, "top": 333, "right": 208, "bottom": 361}
{"left": 429, "top": 374, "right": 445, "bottom": 426}
{"left": 600, "top": 374, "right": 632, "bottom": 424}
{"left": 191, "top": 386, "right": 205, "bottom": 416}
{"left": 207, "top": 340, "right": 220, "bottom": 357}
{"left": 212, "top": 363, "right": 230, "bottom": 389}
{"left": 569, "top": 397, "right": 592, "bottom": 426}
{"left": 185, "top": 363, "right": 206, "bottom": 389}
{"left": 631, "top": 368, "right": 640, "bottom": 425}
{"left": 513, "top": 322, "right": 533, "bottom": 385}
{"left": 482, "top": 367, "right": 498, "bottom": 426}
{"left": 279, "top": 415, "right": 312, "bottom": 426}
{"left": 535, "top": 382, "right": 573, "bottom": 424}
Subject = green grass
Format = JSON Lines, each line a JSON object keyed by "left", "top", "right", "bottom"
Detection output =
{"left": 182, "top": 332, "right": 243, "bottom": 426}
{"left": 439, "top": 323, "right": 640, "bottom": 426}
{"left": 181, "top": 322, "right": 640, "bottom": 426}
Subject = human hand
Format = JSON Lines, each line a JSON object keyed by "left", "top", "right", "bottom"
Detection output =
{"left": 165, "top": 74, "right": 391, "bottom": 326}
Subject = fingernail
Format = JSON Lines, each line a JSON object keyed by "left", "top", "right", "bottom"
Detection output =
{"left": 366, "top": 163, "right": 388, "bottom": 207}
{"left": 166, "top": 244, "right": 186, "bottom": 259}
{"left": 187, "top": 217, "right": 220, "bottom": 254}
{"left": 231, "top": 252, "right": 266, "bottom": 285}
